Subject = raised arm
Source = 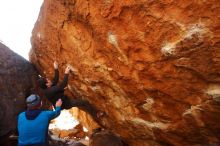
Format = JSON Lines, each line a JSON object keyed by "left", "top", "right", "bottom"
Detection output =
{"left": 51, "top": 61, "right": 59, "bottom": 86}
{"left": 47, "top": 99, "right": 62, "bottom": 120}
{"left": 46, "top": 66, "right": 71, "bottom": 95}
{"left": 58, "top": 66, "right": 70, "bottom": 89}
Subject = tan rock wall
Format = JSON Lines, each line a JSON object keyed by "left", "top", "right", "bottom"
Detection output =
{"left": 30, "top": 0, "right": 220, "bottom": 145}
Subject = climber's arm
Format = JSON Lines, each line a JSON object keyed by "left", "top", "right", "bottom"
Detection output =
{"left": 47, "top": 99, "right": 62, "bottom": 120}
{"left": 58, "top": 73, "right": 69, "bottom": 89}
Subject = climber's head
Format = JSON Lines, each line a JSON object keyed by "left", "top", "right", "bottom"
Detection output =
{"left": 26, "top": 94, "right": 42, "bottom": 109}
{"left": 38, "top": 77, "right": 52, "bottom": 88}
{"left": 45, "top": 78, "right": 52, "bottom": 88}
{"left": 38, "top": 77, "right": 47, "bottom": 89}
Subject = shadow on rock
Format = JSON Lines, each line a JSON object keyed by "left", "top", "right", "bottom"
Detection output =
{"left": 89, "top": 128, "right": 128, "bottom": 146}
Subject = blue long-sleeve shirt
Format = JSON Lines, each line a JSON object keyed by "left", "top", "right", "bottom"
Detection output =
{"left": 18, "top": 107, "right": 61, "bottom": 146}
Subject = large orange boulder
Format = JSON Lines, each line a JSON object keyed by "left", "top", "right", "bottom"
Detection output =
{"left": 30, "top": 1, "right": 220, "bottom": 145}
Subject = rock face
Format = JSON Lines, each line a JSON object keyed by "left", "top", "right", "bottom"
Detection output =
{"left": 30, "top": 1, "right": 220, "bottom": 146}
{"left": 0, "top": 43, "right": 37, "bottom": 137}
{"left": 90, "top": 129, "right": 125, "bottom": 146}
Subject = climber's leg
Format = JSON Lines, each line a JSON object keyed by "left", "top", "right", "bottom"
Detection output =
{"left": 61, "top": 96, "right": 105, "bottom": 120}
{"left": 71, "top": 99, "right": 99, "bottom": 118}
{"left": 60, "top": 95, "right": 72, "bottom": 110}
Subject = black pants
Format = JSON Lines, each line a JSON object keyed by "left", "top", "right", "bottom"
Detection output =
{"left": 61, "top": 96, "right": 98, "bottom": 118}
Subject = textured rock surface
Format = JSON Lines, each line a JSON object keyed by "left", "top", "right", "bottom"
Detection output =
{"left": 0, "top": 43, "right": 37, "bottom": 137}
{"left": 30, "top": 0, "right": 220, "bottom": 145}
{"left": 89, "top": 129, "right": 125, "bottom": 146}
{"left": 70, "top": 107, "right": 99, "bottom": 133}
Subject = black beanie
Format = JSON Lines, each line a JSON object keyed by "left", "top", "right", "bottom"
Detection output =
{"left": 38, "top": 77, "right": 47, "bottom": 89}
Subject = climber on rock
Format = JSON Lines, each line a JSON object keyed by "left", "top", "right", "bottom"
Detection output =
{"left": 37, "top": 61, "right": 104, "bottom": 120}
{"left": 18, "top": 94, "right": 62, "bottom": 146}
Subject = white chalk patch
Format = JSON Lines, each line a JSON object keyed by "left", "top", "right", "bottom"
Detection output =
{"left": 142, "top": 97, "right": 155, "bottom": 110}
{"left": 182, "top": 105, "right": 205, "bottom": 127}
{"left": 94, "top": 62, "right": 112, "bottom": 71}
{"left": 67, "top": 64, "right": 78, "bottom": 74}
{"left": 206, "top": 84, "right": 220, "bottom": 102}
{"left": 108, "top": 32, "right": 119, "bottom": 49}
{"left": 184, "top": 23, "right": 207, "bottom": 39}
{"left": 206, "top": 84, "right": 220, "bottom": 96}
{"left": 161, "top": 22, "right": 210, "bottom": 56}
{"left": 90, "top": 85, "right": 101, "bottom": 92}
{"left": 182, "top": 104, "right": 205, "bottom": 118}
{"left": 132, "top": 118, "right": 169, "bottom": 129}
{"left": 83, "top": 127, "right": 88, "bottom": 132}
{"left": 108, "top": 32, "right": 129, "bottom": 64}
{"left": 161, "top": 42, "right": 177, "bottom": 55}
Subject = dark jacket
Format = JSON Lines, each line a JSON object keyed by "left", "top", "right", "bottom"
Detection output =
{"left": 44, "top": 69, "right": 69, "bottom": 107}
